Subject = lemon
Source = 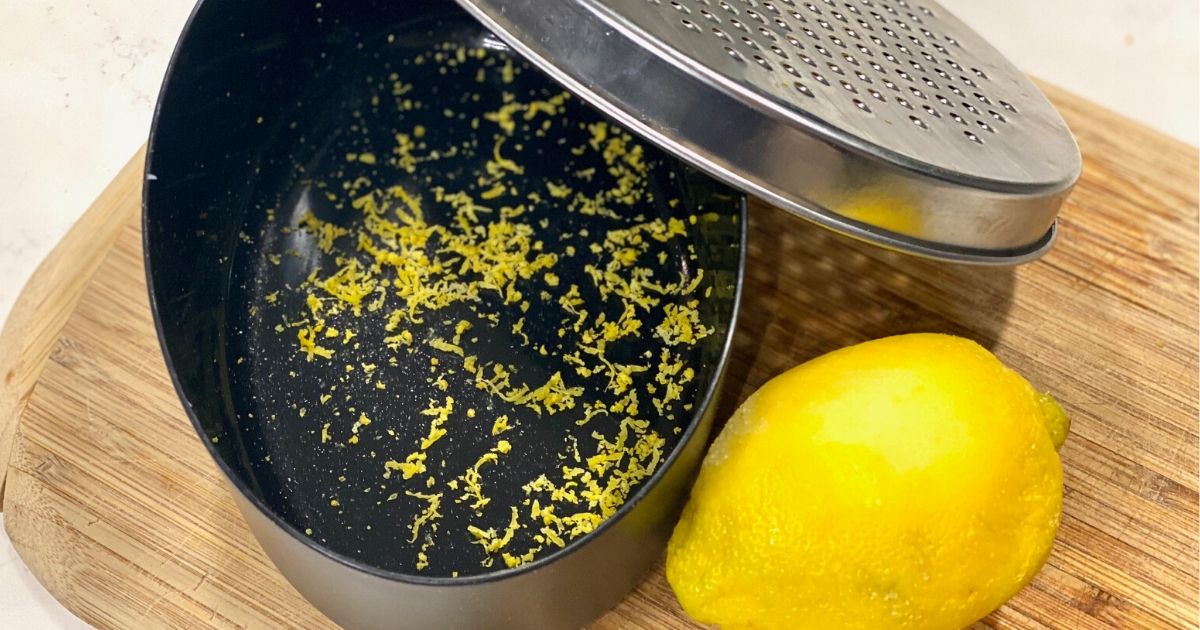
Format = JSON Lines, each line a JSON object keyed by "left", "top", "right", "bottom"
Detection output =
{"left": 666, "top": 333, "right": 1067, "bottom": 630}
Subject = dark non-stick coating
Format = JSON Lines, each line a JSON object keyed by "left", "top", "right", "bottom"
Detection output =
{"left": 146, "top": 0, "right": 743, "bottom": 583}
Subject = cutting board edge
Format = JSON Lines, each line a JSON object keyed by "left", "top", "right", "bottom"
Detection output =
{"left": 0, "top": 146, "right": 147, "bottom": 508}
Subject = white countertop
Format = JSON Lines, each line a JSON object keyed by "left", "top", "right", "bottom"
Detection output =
{"left": 0, "top": 1, "right": 1196, "bottom": 627}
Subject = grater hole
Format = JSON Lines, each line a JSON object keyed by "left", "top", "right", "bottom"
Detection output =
{"left": 964, "top": 130, "right": 983, "bottom": 144}
{"left": 636, "top": 0, "right": 1030, "bottom": 145}
{"left": 793, "top": 81, "right": 816, "bottom": 97}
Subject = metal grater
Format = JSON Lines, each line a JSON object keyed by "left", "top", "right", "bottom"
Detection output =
{"left": 457, "top": 0, "right": 1081, "bottom": 263}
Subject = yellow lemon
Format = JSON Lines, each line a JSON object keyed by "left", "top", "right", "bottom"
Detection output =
{"left": 666, "top": 333, "right": 1067, "bottom": 630}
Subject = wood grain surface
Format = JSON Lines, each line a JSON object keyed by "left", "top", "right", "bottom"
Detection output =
{"left": 2, "top": 84, "right": 1197, "bottom": 629}
{"left": 0, "top": 146, "right": 146, "bottom": 504}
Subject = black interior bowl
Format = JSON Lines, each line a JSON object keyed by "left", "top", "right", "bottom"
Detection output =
{"left": 145, "top": 1, "right": 744, "bottom": 627}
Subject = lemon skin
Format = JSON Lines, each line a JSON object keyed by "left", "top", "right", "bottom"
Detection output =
{"left": 666, "top": 333, "right": 1065, "bottom": 630}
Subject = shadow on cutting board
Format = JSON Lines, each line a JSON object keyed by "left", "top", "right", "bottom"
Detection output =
{"left": 714, "top": 200, "right": 1017, "bottom": 422}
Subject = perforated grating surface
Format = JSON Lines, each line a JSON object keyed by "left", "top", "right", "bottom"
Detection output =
{"left": 583, "top": 0, "right": 1076, "bottom": 184}
{"left": 457, "top": 0, "right": 1079, "bottom": 260}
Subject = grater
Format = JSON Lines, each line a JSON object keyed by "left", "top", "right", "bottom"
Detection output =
{"left": 456, "top": 0, "right": 1081, "bottom": 263}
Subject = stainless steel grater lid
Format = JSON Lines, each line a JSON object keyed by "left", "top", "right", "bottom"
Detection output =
{"left": 456, "top": 0, "right": 1081, "bottom": 263}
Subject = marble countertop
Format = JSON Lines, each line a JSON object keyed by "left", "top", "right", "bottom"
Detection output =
{"left": 1, "top": 0, "right": 1196, "bottom": 627}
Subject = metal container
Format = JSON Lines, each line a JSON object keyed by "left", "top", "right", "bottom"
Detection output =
{"left": 145, "top": 1, "right": 744, "bottom": 628}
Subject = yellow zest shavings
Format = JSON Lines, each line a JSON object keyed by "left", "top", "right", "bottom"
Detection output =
{"left": 299, "top": 211, "right": 349, "bottom": 254}
{"left": 420, "top": 397, "right": 454, "bottom": 450}
{"left": 467, "top": 506, "right": 521, "bottom": 556}
{"left": 406, "top": 490, "right": 442, "bottom": 543}
{"left": 267, "top": 43, "right": 722, "bottom": 576}
{"left": 297, "top": 327, "right": 334, "bottom": 361}
{"left": 476, "top": 366, "right": 582, "bottom": 416}
{"left": 430, "top": 337, "right": 465, "bottom": 356}
{"left": 457, "top": 440, "right": 509, "bottom": 511}
{"left": 385, "top": 452, "right": 428, "bottom": 480}
{"left": 546, "top": 181, "right": 572, "bottom": 198}
{"left": 655, "top": 300, "right": 714, "bottom": 346}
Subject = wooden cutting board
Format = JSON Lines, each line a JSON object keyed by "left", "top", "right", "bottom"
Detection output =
{"left": 1, "top": 83, "right": 1197, "bottom": 629}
